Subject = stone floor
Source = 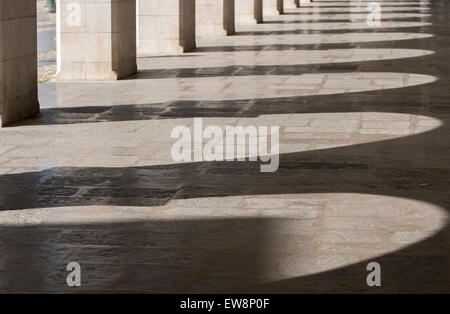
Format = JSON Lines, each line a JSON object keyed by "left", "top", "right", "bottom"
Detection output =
{"left": 0, "top": 0, "right": 449, "bottom": 293}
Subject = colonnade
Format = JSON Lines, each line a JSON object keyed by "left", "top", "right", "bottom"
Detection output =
{"left": 0, "top": 0, "right": 303, "bottom": 126}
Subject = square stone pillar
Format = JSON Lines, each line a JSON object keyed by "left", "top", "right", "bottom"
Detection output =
{"left": 264, "top": 0, "right": 284, "bottom": 15}
{"left": 236, "top": 0, "right": 263, "bottom": 25}
{"left": 196, "top": 0, "right": 235, "bottom": 36}
{"left": 56, "top": 0, "right": 137, "bottom": 81}
{"left": 138, "top": 0, "right": 196, "bottom": 55}
{"left": 0, "top": 0, "right": 40, "bottom": 126}
{"left": 284, "top": 0, "right": 300, "bottom": 9}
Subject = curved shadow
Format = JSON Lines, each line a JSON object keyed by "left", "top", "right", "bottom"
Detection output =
{"left": 1, "top": 0, "right": 448, "bottom": 294}
{"left": 295, "top": 5, "right": 426, "bottom": 9}
{"left": 263, "top": 17, "right": 431, "bottom": 24}
{"left": 3, "top": 75, "right": 449, "bottom": 292}
{"left": 135, "top": 49, "right": 434, "bottom": 75}
{"left": 283, "top": 10, "right": 430, "bottom": 16}
{"left": 237, "top": 19, "right": 432, "bottom": 33}
{"left": 0, "top": 112, "right": 448, "bottom": 292}
{"left": 196, "top": 33, "right": 434, "bottom": 52}
{"left": 1, "top": 123, "right": 448, "bottom": 210}
{"left": 31, "top": 71, "right": 436, "bottom": 125}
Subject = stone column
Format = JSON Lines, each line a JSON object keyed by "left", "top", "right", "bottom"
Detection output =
{"left": 264, "top": 0, "right": 284, "bottom": 15}
{"left": 138, "top": 0, "right": 196, "bottom": 55}
{"left": 0, "top": 0, "right": 40, "bottom": 127}
{"left": 196, "top": 0, "right": 235, "bottom": 36}
{"left": 236, "top": 0, "right": 263, "bottom": 25}
{"left": 284, "top": 0, "right": 300, "bottom": 9}
{"left": 56, "top": 0, "right": 137, "bottom": 81}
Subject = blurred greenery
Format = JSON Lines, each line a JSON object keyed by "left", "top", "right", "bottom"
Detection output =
{"left": 44, "top": 0, "right": 56, "bottom": 13}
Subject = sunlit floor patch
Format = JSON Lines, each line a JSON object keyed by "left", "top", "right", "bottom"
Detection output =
{"left": 263, "top": 13, "right": 431, "bottom": 22}
{"left": 1, "top": 193, "right": 444, "bottom": 284}
{"left": 38, "top": 73, "right": 436, "bottom": 108}
{"left": 287, "top": 6, "right": 430, "bottom": 14}
{"left": 237, "top": 21, "right": 431, "bottom": 32}
{"left": 268, "top": 194, "right": 446, "bottom": 280}
{"left": 0, "top": 110, "right": 442, "bottom": 170}
{"left": 299, "top": 1, "right": 428, "bottom": 7}
{"left": 197, "top": 32, "right": 433, "bottom": 48}
{"left": 166, "top": 193, "right": 447, "bottom": 280}
{"left": 140, "top": 49, "right": 434, "bottom": 70}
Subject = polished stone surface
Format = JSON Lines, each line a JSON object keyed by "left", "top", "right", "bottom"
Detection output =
{"left": 0, "top": 0, "right": 449, "bottom": 293}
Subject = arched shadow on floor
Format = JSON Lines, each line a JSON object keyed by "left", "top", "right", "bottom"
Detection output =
{"left": 282, "top": 9, "right": 430, "bottom": 16}
{"left": 235, "top": 25, "right": 431, "bottom": 36}
{"left": 23, "top": 78, "right": 438, "bottom": 125}
{"left": 262, "top": 17, "right": 429, "bottom": 24}
{"left": 1, "top": 0, "right": 448, "bottom": 294}
{"left": 3, "top": 71, "right": 450, "bottom": 292}
{"left": 195, "top": 32, "right": 433, "bottom": 53}
{"left": 0, "top": 117, "right": 449, "bottom": 292}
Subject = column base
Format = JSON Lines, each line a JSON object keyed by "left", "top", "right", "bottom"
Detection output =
{"left": 0, "top": 93, "right": 39, "bottom": 127}
{"left": 138, "top": 39, "right": 196, "bottom": 55}
{"left": 56, "top": 58, "right": 137, "bottom": 81}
